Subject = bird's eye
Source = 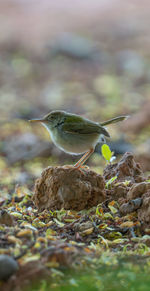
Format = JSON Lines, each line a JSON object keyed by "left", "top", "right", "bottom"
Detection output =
{"left": 100, "top": 135, "right": 106, "bottom": 143}
{"left": 49, "top": 115, "right": 55, "bottom": 121}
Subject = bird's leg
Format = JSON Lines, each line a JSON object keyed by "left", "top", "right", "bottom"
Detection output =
{"left": 74, "top": 148, "right": 94, "bottom": 169}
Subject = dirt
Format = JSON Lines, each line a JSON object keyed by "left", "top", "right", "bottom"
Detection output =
{"left": 33, "top": 165, "right": 106, "bottom": 211}
{"left": 103, "top": 152, "right": 145, "bottom": 183}
{"left": 138, "top": 191, "right": 150, "bottom": 226}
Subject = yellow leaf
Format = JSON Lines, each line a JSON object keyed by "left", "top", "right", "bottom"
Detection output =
{"left": 103, "top": 212, "right": 113, "bottom": 219}
{"left": 37, "top": 237, "right": 47, "bottom": 243}
{"left": 108, "top": 205, "right": 118, "bottom": 214}
{"left": 53, "top": 218, "right": 65, "bottom": 227}
{"left": 7, "top": 235, "right": 22, "bottom": 245}
{"left": 101, "top": 144, "right": 112, "bottom": 162}
{"left": 120, "top": 221, "right": 135, "bottom": 228}
{"left": 17, "top": 229, "right": 33, "bottom": 237}
{"left": 32, "top": 219, "right": 46, "bottom": 228}
{"left": 10, "top": 212, "right": 23, "bottom": 219}
{"left": 109, "top": 200, "right": 115, "bottom": 206}
{"left": 84, "top": 247, "right": 92, "bottom": 253}
{"left": 96, "top": 206, "right": 104, "bottom": 217}
{"left": 98, "top": 223, "right": 108, "bottom": 229}
{"left": 81, "top": 227, "right": 94, "bottom": 236}
{"left": 112, "top": 238, "right": 128, "bottom": 244}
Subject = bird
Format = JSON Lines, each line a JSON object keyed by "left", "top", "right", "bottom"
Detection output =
{"left": 29, "top": 110, "right": 128, "bottom": 168}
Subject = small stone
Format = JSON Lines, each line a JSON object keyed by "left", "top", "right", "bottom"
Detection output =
{"left": 120, "top": 198, "right": 142, "bottom": 215}
{"left": 0, "top": 255, "right": 19, "bottom": 280}
{"left": 0, "top": 210, "right": 14, "bottom": 226}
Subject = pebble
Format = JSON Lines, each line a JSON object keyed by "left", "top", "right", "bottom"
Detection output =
{"left": 0, "top": 254, "right": 19, "bottom": 280}
{"left": 0, "top": 210, "right": 14, "bottom": 226}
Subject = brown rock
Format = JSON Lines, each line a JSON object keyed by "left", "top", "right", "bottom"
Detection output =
{"left": 127, "top": 182, "right": 150, "bottom": 200}
{"left": 136, "top": 153, "right": 150, "bottom": 172}
{"left": 103, "top": 152, "right": 144, "bottom": 183}
{"left": 1, "top": 261, "right": 49, "bottom": 291}
{"left": 138, "top": 190, "right": 150, "bottom": 226}
{"left": 33, "top": 166, "right": 105, "bottom": 211}
{"left": 0, "top": 210, "right": 14, "bottom": 226}
{"left": 120, "top": 198, "right": 142, "bottom": 215}
{"left": 109, "top": 184, "right": 129, "bottom": 200}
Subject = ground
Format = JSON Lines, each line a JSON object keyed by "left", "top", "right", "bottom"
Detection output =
{"left": 0, "top": 152, "right": 150, "bottom": 291}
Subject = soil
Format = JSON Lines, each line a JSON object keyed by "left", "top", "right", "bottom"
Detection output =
{"left": 33, "top": 165, "right": 106, "bottom": 211}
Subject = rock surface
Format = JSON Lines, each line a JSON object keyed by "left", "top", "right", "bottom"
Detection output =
{"left": 103, "top": 152, "right": 144, "bottom": 183}
{"left": 33, "top": 166, "right": 105, "bottom": 211}
{"left": 127, "top": 182, "right": 150, "bottom": 200}
{"left": 137, "top": 191, "right": 150, "bottom": 225}
{"left": 120, "top": 198, "right": 143, "bottom": 215}
{"left": 119, "top": 181, "right": 150, "bottom": 225}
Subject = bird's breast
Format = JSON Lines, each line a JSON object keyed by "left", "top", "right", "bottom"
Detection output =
{"left": 49, "top": 127, "right": 100, "bottom": 154}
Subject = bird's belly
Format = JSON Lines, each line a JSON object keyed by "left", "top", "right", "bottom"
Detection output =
{"left": 51, "top": 130, "right": 100, "bottom": 155}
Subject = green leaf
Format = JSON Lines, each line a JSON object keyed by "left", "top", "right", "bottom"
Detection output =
{"left": 96, "top": 204, "right": 104, "bottom": 217}
{"left": 105, "top": 176, "right": 117, "bottom": 188}
{"left": 108, "top": 205, "right": 118, "bottom": 214}
{"left": 101, "top": 144, "right": 112, "bottom": 162}
{"left": 53, "top": 218, "right": 65, "bottom": 227}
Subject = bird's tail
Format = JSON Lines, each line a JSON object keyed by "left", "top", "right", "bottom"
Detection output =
{"left": 100, "top": 115, "right": 129, "bottom": 127}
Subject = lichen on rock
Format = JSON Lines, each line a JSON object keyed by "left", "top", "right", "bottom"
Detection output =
{"left": 33, "top": 166, "right": 106, "bottom": 211}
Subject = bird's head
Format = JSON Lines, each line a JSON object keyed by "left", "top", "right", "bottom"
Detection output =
{"left": 29, "top": 110, "right": 67, "bottom": 128}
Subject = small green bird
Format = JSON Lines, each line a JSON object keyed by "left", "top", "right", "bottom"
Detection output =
{"left": 29, "top": 111, "right": 128, "bottom": 168}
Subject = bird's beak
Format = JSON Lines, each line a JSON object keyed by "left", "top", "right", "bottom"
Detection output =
{"left": 29, "top": 119, "right": 45, "bottom": 123}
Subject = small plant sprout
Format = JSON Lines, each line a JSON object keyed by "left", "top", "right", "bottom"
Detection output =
{"left": 101, "top": 144, "right": 116, "bottom": 163}
{"left": 105, "top": 176, "right": 117, "bottom": 189}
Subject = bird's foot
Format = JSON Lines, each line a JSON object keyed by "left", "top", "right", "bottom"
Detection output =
{"left": 74, "top": 164, "right": 89, "bottom": 173}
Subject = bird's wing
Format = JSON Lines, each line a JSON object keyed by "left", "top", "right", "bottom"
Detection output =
{"left": 62, "top": 116, "right": 110, "bottom": 137}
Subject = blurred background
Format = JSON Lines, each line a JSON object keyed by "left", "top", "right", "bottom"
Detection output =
{"left": 0, "top": 0, "right": 150, "bottom": 194}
